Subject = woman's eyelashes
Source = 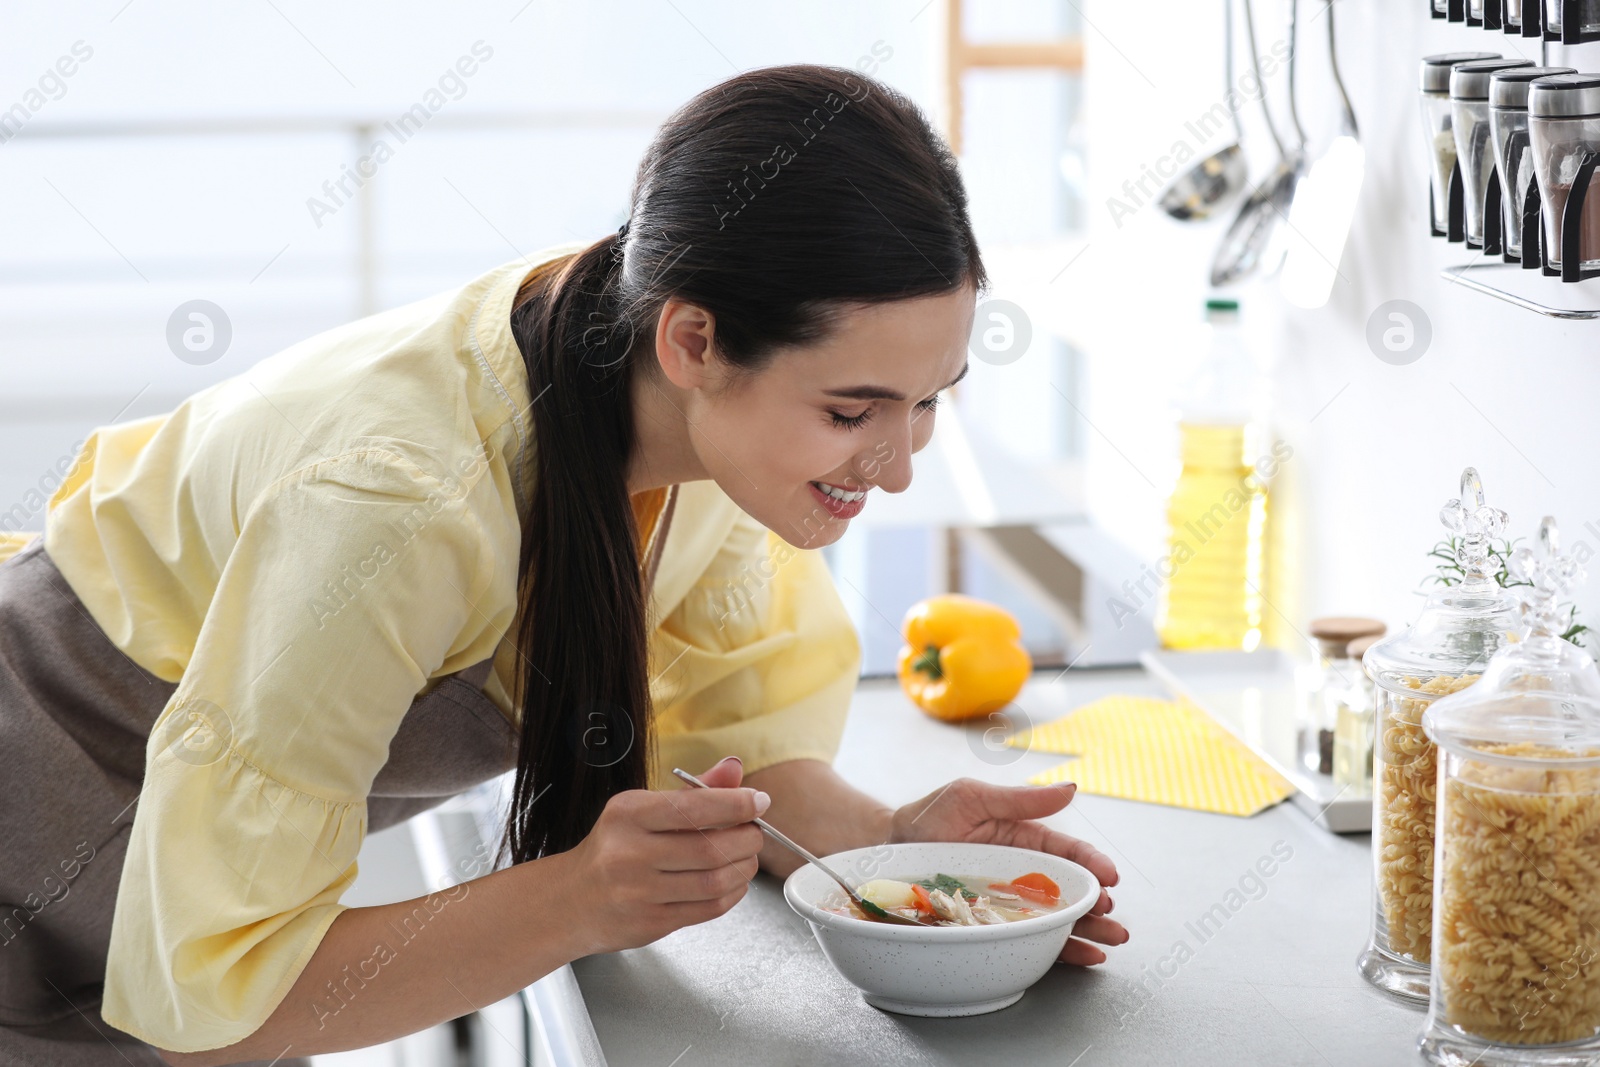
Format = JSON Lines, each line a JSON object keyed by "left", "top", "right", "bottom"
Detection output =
{"left": 828, "top": 395, "right": 940, "bottom": 431}
{"left": 828, "top": 407, "right": 873, "bottom": 430}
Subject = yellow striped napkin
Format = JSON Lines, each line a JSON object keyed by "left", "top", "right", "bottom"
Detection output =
{"left": 1009, "top": 694, "right": 1293, "bottom": 817}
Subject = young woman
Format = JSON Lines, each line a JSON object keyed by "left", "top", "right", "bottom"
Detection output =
{"left": 0, "top": 65, "right": 1125, "bottom": 1065}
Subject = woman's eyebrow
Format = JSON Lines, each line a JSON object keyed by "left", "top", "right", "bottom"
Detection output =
{"left": 823, "top": 362, "right": 970, "bottom": 402}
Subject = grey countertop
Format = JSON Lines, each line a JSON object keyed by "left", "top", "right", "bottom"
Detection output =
{"left": 572, "top": 669, "right": 1426, "bottom": 1066}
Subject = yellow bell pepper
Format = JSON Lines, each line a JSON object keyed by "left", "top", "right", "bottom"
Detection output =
{"left": 897, "top": 594, "right": 1032, "bottom": 721}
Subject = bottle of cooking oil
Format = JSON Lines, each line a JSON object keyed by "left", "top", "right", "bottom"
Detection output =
{"left": 1154, "top": 298, "right": 1271, "bottom": 651}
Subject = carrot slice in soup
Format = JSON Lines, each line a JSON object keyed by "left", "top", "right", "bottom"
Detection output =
{"left": 1007, "top": 872, "right": 1060, "bottom": 904}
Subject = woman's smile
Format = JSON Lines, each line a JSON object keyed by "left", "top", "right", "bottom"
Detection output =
{"left": 808, "top": 479, "right": 870, "bottom": 519}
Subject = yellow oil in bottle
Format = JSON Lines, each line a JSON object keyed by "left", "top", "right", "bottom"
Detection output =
{"left": 1154, "top": 422, "right": 1268, "bottom": 651}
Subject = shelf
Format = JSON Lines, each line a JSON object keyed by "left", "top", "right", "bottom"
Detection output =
{"left": 1442, "top": 260, "right": 1600, "bottom": 318}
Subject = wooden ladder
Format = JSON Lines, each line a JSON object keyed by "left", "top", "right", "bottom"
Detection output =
{"left": 942, "top": 0, "right": 1084, "bottom": 154}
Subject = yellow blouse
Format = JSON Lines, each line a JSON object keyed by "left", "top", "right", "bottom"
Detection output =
{"left": 11, "top": 241, "right": 860, "bottom": 1053}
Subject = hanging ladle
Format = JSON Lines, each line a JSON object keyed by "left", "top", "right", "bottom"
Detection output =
{"left": 1210, "top": 0, "right": 1308, "bottom": 287}
{"left": 1159, "top": 0, "right": 1250, "bottom": 221}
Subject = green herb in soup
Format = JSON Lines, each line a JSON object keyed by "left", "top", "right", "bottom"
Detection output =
{"left": 913, "top": 873, "right": 979, "bottom": 902}
{"left": 823, "top": 871, "right": 1065, "bottom": 926}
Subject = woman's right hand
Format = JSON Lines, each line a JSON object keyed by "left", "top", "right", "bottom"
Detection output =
{"left": 555, "top": 755, "right": 768, "bottom": 955}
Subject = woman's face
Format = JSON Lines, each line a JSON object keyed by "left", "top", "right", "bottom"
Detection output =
{"left": 666, "top": 286, "right": 975, "bottom": 549}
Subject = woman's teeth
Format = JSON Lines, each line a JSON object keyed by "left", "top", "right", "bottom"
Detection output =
{"left": 811, "top": 481, "right": 866, "bottom": 503}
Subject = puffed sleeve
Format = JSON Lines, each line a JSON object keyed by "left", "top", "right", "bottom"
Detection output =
{"left": 647, "top": 506, "right": 862, "bottom": 788}
{"left": 101, "top": 450, "right": 503, "bottom": 1053}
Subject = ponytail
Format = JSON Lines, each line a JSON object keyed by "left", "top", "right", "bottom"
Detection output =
{"left": 503, "top": 231, "right": 649, "bottom": 862}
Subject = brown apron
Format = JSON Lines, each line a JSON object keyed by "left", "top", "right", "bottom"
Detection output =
{"left": 0, "top": 536, "right": 521, "bottom": 1066}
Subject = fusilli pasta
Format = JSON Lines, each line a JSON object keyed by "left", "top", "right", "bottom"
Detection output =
{"left": 1436, "top": 742, "right": 1600, "bottom": 1045}
{"left": 1376, "top": 673, "right": 1479, "bottom": 962}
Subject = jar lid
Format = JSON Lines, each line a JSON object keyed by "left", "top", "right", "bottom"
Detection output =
{"left": 1424, "top": 517, "right": 1600, "bottom": 766}
{"left": 1310, "top": 616, "right": 1386, "bottom": 643}
{"left": 1489, "top": 65, "right": 1577, "bottom": 109}
{"left": 1363, "top": 468, "right": 1522, "bottom": 696}
{"left": 1450, "top": 58, "right": 1533, "bottom": 101}
{"left": 1529, "top": 73, "right": 1600, "bottom": 118}
{"left": 1420, "top": 52, "right": 1502, "bottom": 94}
{"left": 1347, "top": 634, "right": 1383, "bottom": 660}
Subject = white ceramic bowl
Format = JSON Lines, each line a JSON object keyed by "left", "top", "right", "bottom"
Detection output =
{"left": 783, "top": 841, "right": 1100, "bottom": 1017}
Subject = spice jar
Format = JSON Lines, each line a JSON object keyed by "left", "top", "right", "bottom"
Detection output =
{"left": 1423, "top": 53, "right": 1503, "bottom": 237}
{"left": 1508, "top": 0, "right": 1525, "bottom": 27}
{"left": 1357, "top": 468, "right": 1523, "bottom": 1004}
{"left": 1453, "top": 59, "right": 1535, "bottom": 248}
{"left": 1490, "top": 66, "right": 1578, "bottom": 258}
{"left": 1300, "top": 617, "right": 1386, "bottom": 778}
{"left": 1546, "top": 0, "right": 1600, "bottom": 37}
{"left": 1529, "top": 73, "right": 1600, "bottom": 273}
{"left": 1334, "top": 633, "right": 1383, "bottom": 796}
{"left": 1420, "top": 517, "right": 1600, "bottom": 1065}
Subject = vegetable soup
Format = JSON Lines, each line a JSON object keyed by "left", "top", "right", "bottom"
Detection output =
{"left": 822, "top": 872, "right": 1068, "bottom": 926}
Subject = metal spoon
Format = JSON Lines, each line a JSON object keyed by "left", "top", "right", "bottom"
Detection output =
{"left": 1160, "top": 0, "right": 1249, "bottom": 221}
{"left": 1210, "top": 0, "right": 1307, "bottom": 286}
{"left": 670, "top": 767, "right": 937, "bottom": 928}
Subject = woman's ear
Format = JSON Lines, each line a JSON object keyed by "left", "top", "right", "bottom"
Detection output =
{"left": 653, "top": 296, "right": 719, "bottom": 391}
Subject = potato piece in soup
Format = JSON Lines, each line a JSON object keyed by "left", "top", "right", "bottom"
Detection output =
{"left": 857, "top": 878, "right": 918, "bottom": 910}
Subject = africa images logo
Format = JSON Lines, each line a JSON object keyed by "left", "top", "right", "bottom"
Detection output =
{"left": 158, "top": 696, "right": 234, "bottom": 767}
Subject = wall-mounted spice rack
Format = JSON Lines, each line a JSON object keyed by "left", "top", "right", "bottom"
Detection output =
{"left": 1421, "top": 19, "right": 1600, "bottom": 315}
{"left": 1430, "top": 0, "right": 1600, "bottom": 44}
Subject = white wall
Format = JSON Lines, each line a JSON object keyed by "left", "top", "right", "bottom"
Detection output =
{"left": 1078, "top": 0, "right": 1600, "bottom": 644}
{"left": 0, "top": 0, "right": 944, "bottom": 528}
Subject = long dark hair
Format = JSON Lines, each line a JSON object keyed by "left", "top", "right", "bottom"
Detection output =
{"left": 502, "top": 63, "right": 987, "bottom": 862}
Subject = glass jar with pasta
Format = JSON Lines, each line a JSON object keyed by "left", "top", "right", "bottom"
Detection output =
{"left": 1421, "top": 517, "right": 1600, "bottom": 1066}
{"left": 1357, "top": 468, "right": 1522, "bottom": 1005}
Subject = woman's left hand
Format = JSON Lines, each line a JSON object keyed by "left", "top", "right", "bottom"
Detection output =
{"left": 887, "top": 777, "right": 1128, "bottom": 966}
